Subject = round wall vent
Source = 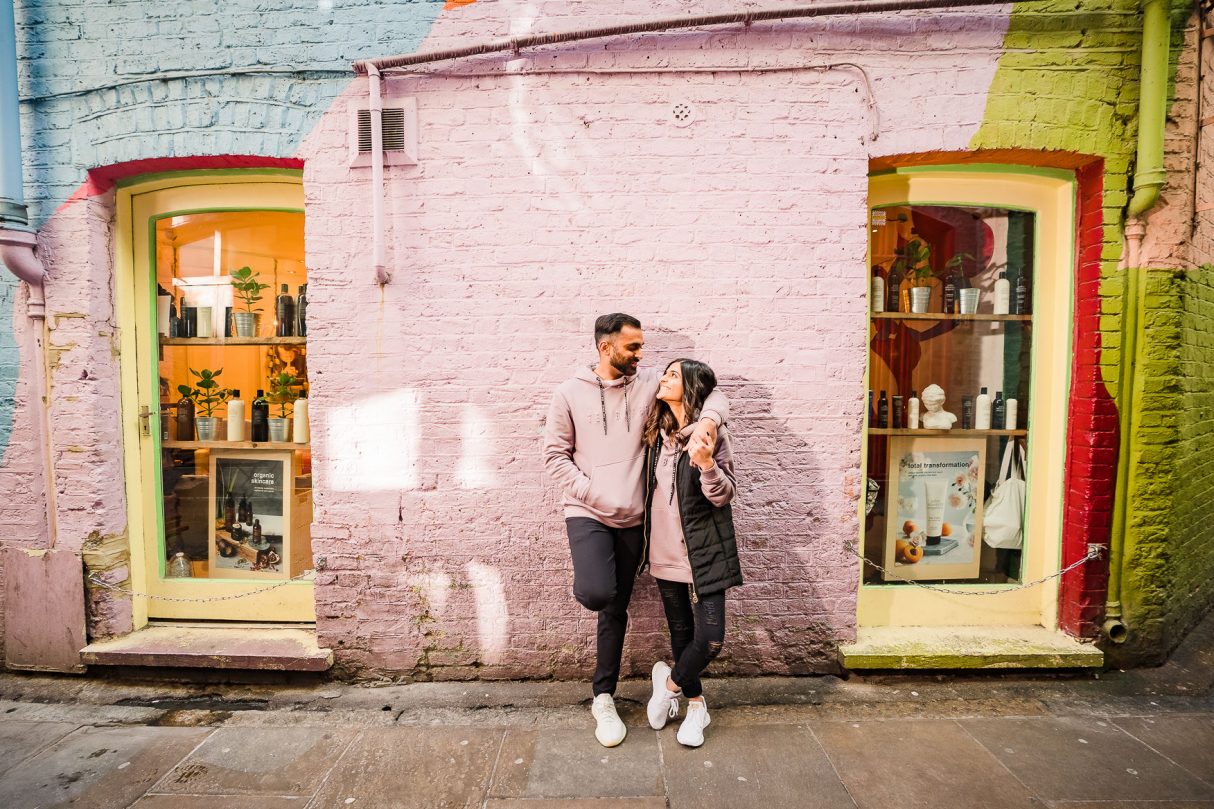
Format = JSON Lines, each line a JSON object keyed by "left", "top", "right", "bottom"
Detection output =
{"left": 671, "top": 103, "right": 695, "bottom": 127}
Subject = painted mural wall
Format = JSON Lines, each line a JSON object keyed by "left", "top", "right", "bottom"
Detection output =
{"left": 0, "top": 0, "right": 1203, "bottom": 674}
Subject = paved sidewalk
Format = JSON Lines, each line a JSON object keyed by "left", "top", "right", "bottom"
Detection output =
{"left": 0, "top": 615, "right": 1211, "bottom": 808}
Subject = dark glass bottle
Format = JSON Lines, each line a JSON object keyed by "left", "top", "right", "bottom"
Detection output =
{"left": 224, "top": 495, "right": 236, "bottom": 531}
{"left": 961, "top": 395, "right": 975, "bottom": 430}
{"left": 296, "top": 284, "right": 308, "bottom": 337}
{"left": 175, "top": 395, "right": 195, "bottom": 441}
{"left": 251, "top": 389, "right": 270, "bottom": 442}
{"left": 877, "top": 391, "right": 889, "bottom": 428}
{"left": 276, "top": 284, "right": 295, "bottom": 337}
{"left": 252, "top": 519, "right": 263, "bottom": 544}
{"left": 886, "top": 264, "right": 903, "bottom": 313}
{"left": 181, "top": 306, "right": 197, "bottom": 338}
{"left": 943, "top": 273, "right": 959, "bottom": 314}
{"left": 891, "top": 395, "right": 905, "bottom": 429}
{"left": 867, "top": 390, "right": 874, "bottom": 425}
{"left": 1015, "top": 273, "right": 1030, "bottom": 314}
{"left": 993, "top": 391, "right": 1006, "bottom": 429}
{"left": 238, "top": 495, "right": 252, "bottom": 525}
{"left": 169, "top": 297, "right": 180, "bottom": 338}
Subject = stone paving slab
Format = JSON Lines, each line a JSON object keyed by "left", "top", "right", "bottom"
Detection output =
{"left": 961, "top": 716, "right": 1214, "bottom": 803}
{"left": 132, "top": 797, "right": 304, "bottom": 808}
{"left": 812, "top": 718, "right": 1039, "bottom": 809}
{"left": 306, "top": 727, "right": 501, "bottom": 809}
{"left": 486, "top": 801, "right": 668, "bottom": 809}
{"left": 490, "top": 728, "right": 663, "bottom": 800}
{"left": 0, "top": 725, "right": 210, "bottom": 809}
{"left": 1111, "top": 714, "right": 1214, "bottom": 785}
{"left": 0, "top": 720, "right": 79, "bottom": 776}
{"left": 152, "top": 726, "right": 354, "bottom": 797}
{"left": 660, "top": 722, "right": 856, "bottom": 809}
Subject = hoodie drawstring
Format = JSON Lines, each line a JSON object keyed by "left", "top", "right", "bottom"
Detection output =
{"left": 596, "top": 374, "right": 631, "bottom": 435}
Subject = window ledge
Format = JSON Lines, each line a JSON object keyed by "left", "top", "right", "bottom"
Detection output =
{"left": 81, "top": 626, "right": 332, "bottom": 672}
{"left": 841, "top": 626, "right": 1104, "bottom": 670}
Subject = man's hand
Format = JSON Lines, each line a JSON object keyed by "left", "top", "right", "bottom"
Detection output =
{"left": 688, "top": 419, "right": 717, "bottom": 470}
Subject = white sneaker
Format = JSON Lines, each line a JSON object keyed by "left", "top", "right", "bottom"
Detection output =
{"left": 677, "top": 698, "right": 710, "bottom": 747}
{"left": 591, "top": 693, "right": 627, "bottom": 747}
{"left": 646, "top": 661, "right": 680, "bottom": 730}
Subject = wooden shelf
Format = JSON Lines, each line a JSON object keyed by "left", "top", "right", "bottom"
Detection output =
{"left": 162, "top": 440, "right": 308, "bottom": 450}
{"left": 868, "top": 428, "right": 1027, "bottom": 436}
{"left": 871, "top": 313, "right": 1031, "bottom": 322}
{"left": 160, "top": 337, "right": 307, "bottom": 346}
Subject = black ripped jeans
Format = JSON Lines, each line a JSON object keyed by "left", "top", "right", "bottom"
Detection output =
{"left": 656, "top": 578, "right": 726, "bottom": 699}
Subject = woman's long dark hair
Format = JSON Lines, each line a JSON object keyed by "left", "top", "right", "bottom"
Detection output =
{"left": 642, "top": 359, "right": 718, "bottom": 448}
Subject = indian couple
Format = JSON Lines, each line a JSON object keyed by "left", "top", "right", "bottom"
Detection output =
{"left": 543, "top": 313, "right": 743, "bottom": 749}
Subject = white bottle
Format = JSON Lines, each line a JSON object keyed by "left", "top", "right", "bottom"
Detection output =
{"left": 293, "top": 396, "right": 309, "bottom": 443}
{"left": 1005, "top": 398, "right": 1018, "bottom": 430}
{"left": 871, "top": 274, "right": 885, "bottom": 313}
{"left": 226, "top": 391, "right": 246, "bottom": 441}
{"left": 975, "top": 387, "right": 992, "bottom": 430}
{"left": 907, "top": 390, "right": 920, "bottom": 429}
{"left": 993, "top": 272, "right": 1011, "bottom": 315}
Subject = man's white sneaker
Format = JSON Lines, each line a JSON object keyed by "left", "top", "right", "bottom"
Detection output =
{"left": 591, "top": 693, "right": 627, "bottom": 747}
{"left": 646, "top": 661, "right": 680, "bottom": 730}
{"left": 677, "top": 698, "right": 710, "bottom": 747}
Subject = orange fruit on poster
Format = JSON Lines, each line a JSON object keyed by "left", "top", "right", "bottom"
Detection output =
{"left": 941, "top": 522, "right": 952, "bottom": 537}
{"left": 903, "top": 544, "right": 923, "bottom": 563}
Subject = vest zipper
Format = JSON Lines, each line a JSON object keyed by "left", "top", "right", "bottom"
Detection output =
{"left": 689, "top": 580, "right": 699, "bottom": 605}
{"left": 639, "top": 446, "right": 652, "bottom": 577}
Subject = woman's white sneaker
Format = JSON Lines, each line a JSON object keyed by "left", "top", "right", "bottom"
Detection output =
{"left": 646, "top": 661, "right": 681, "bottom": 730}
{"left": 591, "top": 693, "right": 627, "bottom": 747}
{"left": 677, "top": 699, "right": 710, "bottom": 747}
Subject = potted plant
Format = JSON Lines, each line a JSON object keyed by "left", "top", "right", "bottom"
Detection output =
{"left": 943, "top": 252, "right": 973, "bottom": 313}
{"left": 230, "top": 266, "right": 270, "bottom": 337}
{"left": 180, "top": 367, "right": 230, "bottom": 441}
{"left": 894, "top": 238, "right": 934, "bottom": 313}
{"left": 266, "top": 371, "right": 298, "bottom": 442}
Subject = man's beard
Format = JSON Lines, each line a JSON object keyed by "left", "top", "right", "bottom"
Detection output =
{"left": 610, "top": 351, "right": 638, "bottom": 376}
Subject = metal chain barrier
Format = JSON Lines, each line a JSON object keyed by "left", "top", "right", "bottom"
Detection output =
{"left": 87, "top": 571, "right": 315, "bottom": 604}
{"left": 845, "top": 542, "right": 1101, "bottom": 596}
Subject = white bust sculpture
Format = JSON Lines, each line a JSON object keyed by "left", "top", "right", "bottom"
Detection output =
{"left": 920, "top": 384, "right": 957, "bottom": 430}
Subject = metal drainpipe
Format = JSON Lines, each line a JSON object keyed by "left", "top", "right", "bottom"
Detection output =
{"left": 1105, "top": 0, "right": 1171, "bottom": 644}
{"left": 0, "top": 0, "right": 57, "bottom": 550}
{"left": 368, "top": 64, "right": 390, "bottom": 286}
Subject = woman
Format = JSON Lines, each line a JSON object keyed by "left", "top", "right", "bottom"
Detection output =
{"left": 641, "top": 359, "right": 742, "bottom": 747}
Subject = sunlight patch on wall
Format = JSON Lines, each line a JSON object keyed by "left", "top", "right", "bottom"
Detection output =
{"left": 325, "top": 389, "right": 421, "bottom": 492}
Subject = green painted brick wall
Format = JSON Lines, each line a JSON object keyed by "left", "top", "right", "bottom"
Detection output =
{"left": 1118, "top": 267, "right": 1214, "bottom": 663}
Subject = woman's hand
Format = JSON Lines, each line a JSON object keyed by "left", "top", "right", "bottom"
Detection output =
{"left": 688, "top": 433, "right": 715, "bottom": 471}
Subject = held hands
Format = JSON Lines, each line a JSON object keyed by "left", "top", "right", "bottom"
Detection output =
{"left": 688, "top": 419, "right": 717, "bottom": 471}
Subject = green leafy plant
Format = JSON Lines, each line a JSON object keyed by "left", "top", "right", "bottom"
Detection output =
{"left": 945, "top": 252, "right": 975, "bottom": 277}
{"left": 267, "top": 371, "right": 298, "bottom": 418}
{"left": 179, "top": 367, "right": 230, "bottom": 418}
{"left": 893, "top": 238, "right": 934, "bottom": 285}
{"left": 230, "top": 266, "right": 270, "bottom": 313}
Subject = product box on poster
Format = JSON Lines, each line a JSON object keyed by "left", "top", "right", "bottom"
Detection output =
{"left": 883, "top": 435, "right": 986, "bottom": 581}
{"left": 209, "top": 450, "right": 294, "bottom": 581}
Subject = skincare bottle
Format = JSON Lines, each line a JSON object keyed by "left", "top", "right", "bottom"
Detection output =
{"left": 252, "top": 519, "right": 262, "bottom": 544}
{"left": 296, "top": 284, "right": 308, "bottom": 336}
{"left": 251, "top": 389, "right": 269, "bottom": 442}
{"left": 961, "top": 395, "right": 975, "bottom": 430}
{"left": 224, "top": 495, "right": 236, "bottom": 532}
{"left": 1015, "top": 273, "right": 1030, "bottom": 314}
{"left": 877, "top": 391, "right": 889, "bottom": 428}
{"left": 238, "top": 495, "right": 252, "bottom": 525}
{"left": 871, "top": 270, "right": 885, "bottom": 314}
{"left": 923, "top": 479, "right": 947, "bottom": 546}
{"left": 868, "top": 390, "right": 874, "bottom": 425}
{"left": 1005, "top": 397, "right": 1018, "bottom": 430}
{"left": 993, "top": 272, "right": 1011, "bottom": 315}
{"left": 157, "top": 286, "right": 171, "bottom": 336}
{"left": 943, "top": 273, "right": 959, "bottom": 314}
{"left": 227, "top": 390, "right": 246, "bottom": 442}
{"left": 975, "top": 387, "right": 992, "bottom": 429}
{"left": 181, "top": 305, "right": 197, "bottom": 339}
{"left": 169, "top": 297, "right": 180, "bottom": 338}
{"left": 907, "top": 390, "right": 920, "bottom": 429}
{"left": 993, "top": 391, "right": 1005, "bottom": 430}
{"left": 175, "top": 395, "right": 195, "bottom": 442}
{"left": 891, "top": 395, "right": 905, "bottom": 429}
{"left": 886, "top": 263, "right": 903, "bottom": 313}
{"left": 293, "top": 392, "right": 309, "bottom": 443}
{"left": 276, "top": 284, "right": 295, "bottom": 337}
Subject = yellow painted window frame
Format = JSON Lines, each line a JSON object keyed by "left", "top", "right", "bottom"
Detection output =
{"left": 860, "top": 167, "right": 1076, "bottom": 629}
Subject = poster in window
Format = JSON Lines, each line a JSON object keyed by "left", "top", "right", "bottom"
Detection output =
{"left": 883, "top": 436, "right": 986, "bottom": 581}
{"left": 209, "top": 450, "right": 293, "bottom": 580}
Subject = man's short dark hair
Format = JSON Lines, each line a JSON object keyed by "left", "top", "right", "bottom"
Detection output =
{"left": 594, "top": 313, "right": 642, "bottom": 345}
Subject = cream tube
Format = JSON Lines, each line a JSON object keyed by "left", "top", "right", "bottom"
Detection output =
{"left": 924, "top": 479, "right": 947, "bottom": 543}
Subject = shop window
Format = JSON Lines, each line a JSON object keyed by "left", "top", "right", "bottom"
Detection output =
{"left": 155, "top": 210, "right": 312, "bottom": 583}
{"left": 863, "top": 204, "right": 1033, "bottom": 585}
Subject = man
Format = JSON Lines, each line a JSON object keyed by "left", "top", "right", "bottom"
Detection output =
{"left": 543, "top": 313, "right": 728, "bottom": 747}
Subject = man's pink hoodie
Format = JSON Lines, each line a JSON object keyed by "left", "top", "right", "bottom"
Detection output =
{"left": 543, "top": 366, "right": 728, "bottom": 528}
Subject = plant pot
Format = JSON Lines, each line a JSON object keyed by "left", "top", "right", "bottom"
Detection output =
{"left": 233, "top": 312, "right": 257, "bottom": 337}
{"left": 909, "top": 286, "right": 932, "bottom": 314}
{"left": 196, "top": 416, "right": 219, "bottom": 441}
{"left": 268, "top": 417, "right": 290, "bottom": 443}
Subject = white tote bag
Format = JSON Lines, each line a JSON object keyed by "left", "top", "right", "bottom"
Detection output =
{"left": 983, "top": 440, "right": 1026, "bottom": 550}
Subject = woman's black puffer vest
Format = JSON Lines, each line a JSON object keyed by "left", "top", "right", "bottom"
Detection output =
{"left": 643, "top": 441, "right": 743, "bottom": 599}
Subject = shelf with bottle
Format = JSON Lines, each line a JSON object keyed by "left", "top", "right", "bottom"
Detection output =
{"left": 162, "top": 439, "right": 308, "bottom": 450}
{"left": 160, "top": 336, "right": 307, "bottom": 346}
{"left": 867, "top": 428, "right": 1027, "bottom": 437}
{"left": 868, "top": 387, "right": 1021, "bottom": 433}
{"left": 871, "top": 312, "right": 1031, "bottom": 322}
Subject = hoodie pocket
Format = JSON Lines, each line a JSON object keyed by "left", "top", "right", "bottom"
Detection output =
{"left": 585, "top": 454, "right": 645, "bottom": 520}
